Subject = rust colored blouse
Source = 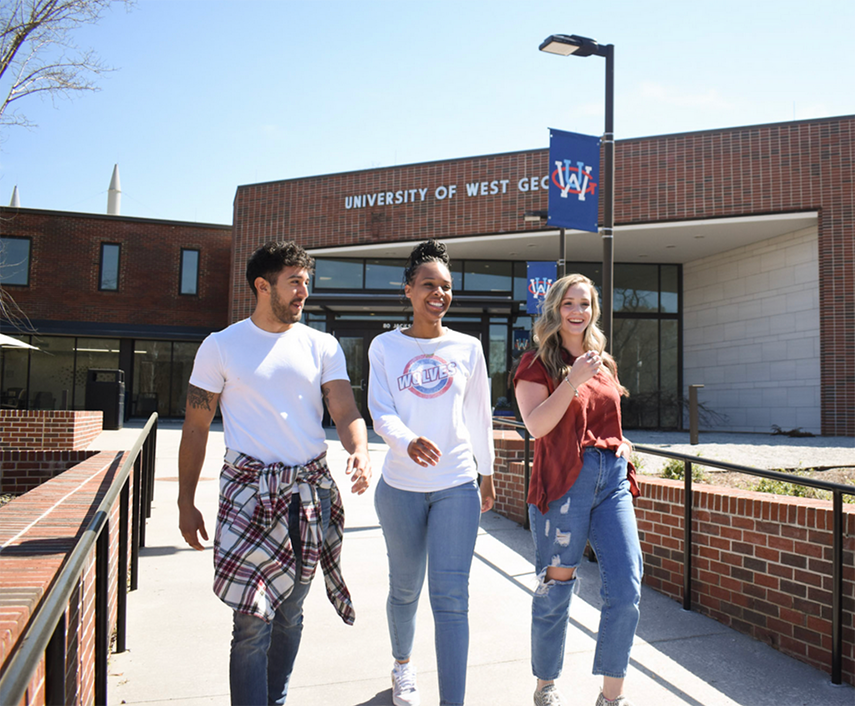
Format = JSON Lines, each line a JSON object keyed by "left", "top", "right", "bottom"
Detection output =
{"left": 513, "top": 348, "right": 640, "bottom": 514}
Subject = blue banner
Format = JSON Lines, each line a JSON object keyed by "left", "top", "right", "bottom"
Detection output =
{"left": 526, "top": 261, "right": 557, "bottom": 314}
{"left": 512, "top": 328, "right": 530, "bottom": 354}
{"left": 547, "top": 128, "right": 600, "bottom": 233}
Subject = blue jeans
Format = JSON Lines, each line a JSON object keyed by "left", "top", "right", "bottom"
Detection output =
{"left": 529, "top": 448, "right": 642, "bottom": 680}
{"left": 229, "top": 488, "right": 331, "bottom": 705}
{"left": 374, "top": 476, "right": 482, "bottom": 706}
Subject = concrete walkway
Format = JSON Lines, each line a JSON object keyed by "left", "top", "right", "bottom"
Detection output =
{"left": 100, "top": 420, "right": 853, "bottom": 706}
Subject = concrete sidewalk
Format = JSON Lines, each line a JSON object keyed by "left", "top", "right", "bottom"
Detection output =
{"left": 102, "top": 421, "right": 853, "bottom": 706}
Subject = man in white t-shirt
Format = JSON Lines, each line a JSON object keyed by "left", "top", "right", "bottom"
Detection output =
{"left": 178, "top": 241, "right": 371, "bottom": 706}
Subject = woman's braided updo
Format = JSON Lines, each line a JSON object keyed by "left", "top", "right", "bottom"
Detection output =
{"left": 403, "top": 239, "right": 450, "bottom": 286}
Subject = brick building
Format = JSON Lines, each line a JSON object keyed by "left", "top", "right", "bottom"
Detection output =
{"left": 0, "top": 209, "right": 231, "bottom": 420}
{"left": 2, "top": 115, "right": 852, "bottom": 435}
{"left": 232, "top": 115, "right": 853, "bottom": 436}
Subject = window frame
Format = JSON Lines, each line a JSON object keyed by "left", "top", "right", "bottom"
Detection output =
{"left": 179, "top": 248, "right": 200, "bottom": 296}
{"left": 98, "top": 242, "right": 121, "bottom": 292}
{"left": 0, "top": 236, "right": 32, "bottom": 286}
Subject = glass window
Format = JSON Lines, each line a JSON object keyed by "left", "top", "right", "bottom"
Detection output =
{"left": 614, "top": 319, "right": 660, "bottom": 429}
{"left": 180, "top": 249, "right": 200, "bottom": 295}
{"left": 28, "top": 336, "right": 75, "bottom": 410}
{"left": 0, "top": 237, "right": 30, "bottom": 285}
{"left": 314, "top": 258, "right": 363, "bottom": 289}
{"left": 99, "top": 243, "right": 121, "bottom": 291}
{"left": 73, "top": 338, "right": 120, "bottom": 410}
{"left": 449, "top": 260, "right": 463, "bottom": 291}
{"left": 614, "top": 264, "right": 658, "bottom": 313}
{"left": 489, "top": 322, "right": 509, "bottom": 410}
{"left": 660, "top": 320, "right": 679, "bottom": 427}
{"left": 513, "top": 261, "right": 528, "bottom": 301}
{"left": 660, "top": 265, "right": 679, "bottom": 313}
{"left": 1, "top": 339, "right": 30, "bottom": 409}
{"left": 365, "top": 259, "right": 405, "bottom": 290}
{"left": 170, "top": 342, "right": 201, "bottom": 417}
{"left": 133, "top": 340, "right": 172, "bottom": 417}
{"left": 564, "top": 261, "right": 601, "bottom": 287}
{"left": 463, "top": 261, "right": 512, "bottom": 292}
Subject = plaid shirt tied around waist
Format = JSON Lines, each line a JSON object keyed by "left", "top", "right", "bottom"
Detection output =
{"left": 213, "top": 449, "right": 355, "bottom": 625}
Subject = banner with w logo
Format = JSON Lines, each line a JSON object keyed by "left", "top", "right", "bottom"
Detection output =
{"left": 547, "top": 128, "right": 600, "bottom": 233}
{"left": 526, "top": 261, "right": 557, "bottom": 314}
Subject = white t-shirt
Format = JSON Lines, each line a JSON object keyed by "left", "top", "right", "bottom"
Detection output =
{"left": 189, "top": 318, "right": 348, "bottom": 466}
{"left": 368, "top": 328, "right": 495, "bottom": 493}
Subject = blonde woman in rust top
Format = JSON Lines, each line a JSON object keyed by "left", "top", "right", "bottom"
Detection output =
{"left": 513, "top": 274, "right": 642, "bottom": 706}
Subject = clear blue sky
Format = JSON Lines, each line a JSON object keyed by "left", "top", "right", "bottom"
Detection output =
{"left": 1, "top": 0, "right": 852, "bottom": 225}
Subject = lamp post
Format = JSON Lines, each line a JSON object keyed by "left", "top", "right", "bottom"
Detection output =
{"left": 539, "top": 34, "right": 614, "bottom": 353}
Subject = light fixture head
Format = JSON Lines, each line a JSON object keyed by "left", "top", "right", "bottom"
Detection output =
{"left": 539, "top": 34, "right": 600, "bottom": 58}
{"left": 524, "top": 209, "right": 549, "bottom": 222}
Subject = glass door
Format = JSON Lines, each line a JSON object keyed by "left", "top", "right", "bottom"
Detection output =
{"left": 337, "top": 335, "right": 367, "bottom": 422}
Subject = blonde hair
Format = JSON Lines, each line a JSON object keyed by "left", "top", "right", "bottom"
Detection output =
{"left": 529, "top": 274, "right": 628, "bottom": 396}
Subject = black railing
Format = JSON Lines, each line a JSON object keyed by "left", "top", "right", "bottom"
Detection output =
{"left": 0, "top": 414, "right": 158, "bottom": 706}
{"left": 491, "top": 417, "right": 854, "bottom": 685}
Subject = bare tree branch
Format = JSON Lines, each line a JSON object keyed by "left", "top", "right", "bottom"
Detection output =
{"left": 0, "top": 0, "right": 133, "bottom": 129}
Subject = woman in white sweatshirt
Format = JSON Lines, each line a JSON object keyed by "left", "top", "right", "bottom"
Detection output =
{"left": 368, "top": 239, "right": 495, "bottom": 706}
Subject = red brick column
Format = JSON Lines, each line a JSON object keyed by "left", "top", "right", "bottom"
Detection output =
{"left": 492, "top": 428, "right": 528, "bottom": 526}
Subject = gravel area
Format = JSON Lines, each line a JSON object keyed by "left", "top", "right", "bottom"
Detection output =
{"left": 627, "top": 430, "right": 854, "bottom": 475}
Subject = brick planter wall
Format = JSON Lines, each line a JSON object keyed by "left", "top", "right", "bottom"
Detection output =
{"left": 0, "top": 450, "right": 131, "bottom": 705}
{"left": 0, "top": 450, "right": 97, "bottom": 495}
{"left": 635, "top": 476, "right": 855, "bottom": 685}
{"left": 0, "top": 410, "right": 103, "bottom": 450}
{"left": 492, "top": 429, "right": 528, "bottom": 526}
{"left": 490, "top": 444, "right": 855, "bottom": 685}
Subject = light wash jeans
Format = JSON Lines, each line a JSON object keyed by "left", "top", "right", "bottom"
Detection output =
{"left": 374, "top": 476, "right": 482, "bottom": 706}
{"left": 529, "top": 448, "right": 642, "bottom": 680}
{"left": 229, "top": 488, "right": 331, "bottom": 706}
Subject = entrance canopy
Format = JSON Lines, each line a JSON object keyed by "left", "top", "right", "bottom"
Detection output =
{"left": 308, "top": 211, "right": 817, "bottom": 265}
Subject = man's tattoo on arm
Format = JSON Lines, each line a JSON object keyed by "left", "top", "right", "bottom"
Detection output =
{"left": 321, "top": 384, "right": 334, "bottom": 420}
{"left": 187, "top": 384, "right": 214, "bottom": 411}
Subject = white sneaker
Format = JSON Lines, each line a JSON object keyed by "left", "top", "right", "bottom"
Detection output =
{"left": 391, "top": 661, "right": 420, "bottom": 706}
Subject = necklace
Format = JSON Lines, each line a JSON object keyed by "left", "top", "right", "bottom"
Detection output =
{"left": 405, "top": 328, "right": 444, "bottom": 359}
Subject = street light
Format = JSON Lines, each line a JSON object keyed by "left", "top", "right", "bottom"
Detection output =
{"left": 539, "top": 33, "right": 615, "bottom": 353}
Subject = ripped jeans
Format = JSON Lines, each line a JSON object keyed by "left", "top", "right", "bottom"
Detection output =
{"left": 529, "top": 448, "right": 643, "bottom": 680}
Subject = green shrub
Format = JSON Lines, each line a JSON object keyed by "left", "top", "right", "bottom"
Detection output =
{"left": 751, "top": 471, "right": 854, "bottom": 503}
{"left": 660, "top": 458, "right": 706, "bottom": 482}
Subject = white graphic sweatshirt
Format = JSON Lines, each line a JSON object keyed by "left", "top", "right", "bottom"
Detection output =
{"left": 368, "top": 328, "right": 495, "bottom": 493}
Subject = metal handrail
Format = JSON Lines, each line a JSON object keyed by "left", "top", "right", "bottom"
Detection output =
{"left": 491, "top": 417, "right": 853, "bottom": 685}
{"left": 0, "top": 413, "right": 158, "bottom": 706}
{"left": 632, "top": 443, "right": 853, "bottom": 686}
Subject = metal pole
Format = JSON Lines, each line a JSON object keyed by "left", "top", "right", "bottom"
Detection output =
{"left": 558, "top": 227, "right": 566, "bottom": 279}
{"left": 95, "top": 523, "right": 109, "bottom": 705}
{"left": 832, "top": 491, "right": 842, "bottom": 684}
{"left": 602, "top": 44, "right": 615, "bottom": 354}
{"left": 116, "top": 478, "right": 129, "bottom": 652}
{"left": 523, "top": 429, "right": 531, "bottom": 531}
{"left": 44, "top": 615, "right": 66, "bottom": 706}
{"left": 683, "top": 461, "right": 693, "bottom": 611}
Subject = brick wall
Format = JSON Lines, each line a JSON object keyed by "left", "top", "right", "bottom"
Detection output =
{"left": 635, "top": 476, "right": 855, "bottom": 685}
{"left": 0, "top": 449, "right": 96, "bottom": 494}
{"left": 233, "top": 116, "right": 854, "bottom": 435}
{"left": 492, "top": 430, "right": 528, "bottom": 526}
{"left": 0, "top": 207, "right": 231, "bottom": 331}
{"left": 490, "top": 449, "right": 855, "bottom": 685}
{"left": 0, "top": 410, "right": 103, "bottom": 450}
{"left": 0, "top": 450, "right": 132, "bottom": 705}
